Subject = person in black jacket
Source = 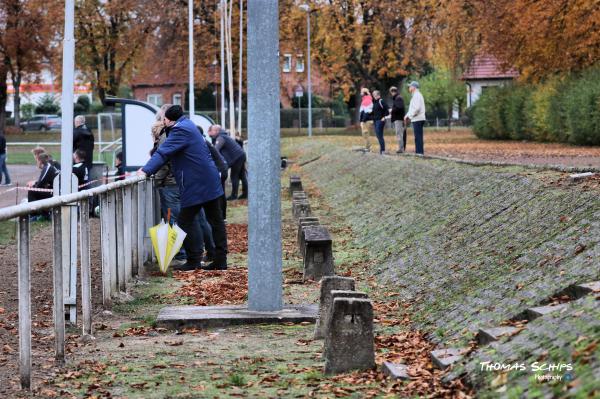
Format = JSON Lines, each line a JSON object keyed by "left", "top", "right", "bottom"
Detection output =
{"left": 389, "top": 86, "right": 406, "bottom": 153}
{"left": 371, "top": 90, "right": 389, "bottom": 154}
{"left": 0, "top": 135, "right": 11, "bottom": 186}
{"left": 27, "top": 152, "right": 58, "bottom": 219}
{"left": 73, "top": 115, "right": 94, "bottom": 169}
{"left": 208, "top": 125, "right": 248, "bottom": 201}
{"left": 72, "top": 150, "right": 89, "bottom": 189}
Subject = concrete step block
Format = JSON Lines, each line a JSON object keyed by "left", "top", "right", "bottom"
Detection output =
{"left": 382, "top": 362, "right": 410, "bottom": 380}
{"left": 476, "top": 326, "right": 520, "bottom": 345}
{"left": 571, "top": 281, "right": 600, "bottom": 299}
{"left": 525, "top": 304, "right": 568, "bottom": 321}
{"left": 431, "top": 348, "right": 466, "bottom": 370}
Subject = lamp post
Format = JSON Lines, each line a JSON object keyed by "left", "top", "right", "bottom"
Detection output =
{"left": 188, "top": 0, "right": 195, "bottom": 117}
{"left": 220, "top": 0, "right": 226, "bottom": 128}
{"left": 299, "top": 4, "right": 312, "bottom": 137}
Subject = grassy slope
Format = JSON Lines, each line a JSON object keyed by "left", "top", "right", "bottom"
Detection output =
{"left": 287, "top": 138, "right": 599, "bottom": 398}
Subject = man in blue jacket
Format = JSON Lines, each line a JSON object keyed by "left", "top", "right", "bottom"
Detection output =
{"left": 139, "top": 105, "right": 228, "bottom": 271}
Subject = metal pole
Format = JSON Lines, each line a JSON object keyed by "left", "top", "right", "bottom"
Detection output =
{"left": 131, "top": 183, "right": 139, "bottom": 276}
{"left": 99, "top": 193, "right": 112, "bottom": 307}
{"left": 60, "top": 0, "right": 75, "bottom": 193}
{"left": 52, "top": 207, "right": 65, "bottom": 363}
{"left": 79, "top": 198, "right": 92, "bottom": 336}
{"left": 220, "top": 0, "right": 226, "bottom": 128}
{"left": 107, "top": 190, "right": 118, "bottom": 294}
{"left": 307, "top": 9, "right": 312, "bottom": 137}
{"left": 188, "top": 0, "right": 195, "bottom": 117}
{"left": 238, "top": 0, "right": 243, "bottom": 135}
{"left": 115, "top": 188, "right": 126, "bottom": 292}
{"left": 122, "top": 186, "right": 133, "bottom": 282}
{"left": 247, "top": 0, "right": 282, "bottom": 311}
{"left": 17, "top": 215, "right": 31, "bottom": 389}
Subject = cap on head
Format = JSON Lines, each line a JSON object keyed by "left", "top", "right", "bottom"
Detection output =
{"left": 408, "top": 81, "right": 419, "bottom": 89}
{"left": 164, "top": 105, "right": 184, "bottom": 121}
{"left": 389, "top": 86, "right": 398, "bottom": 94}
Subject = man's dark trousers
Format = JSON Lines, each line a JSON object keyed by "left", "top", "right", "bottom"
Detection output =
{"left": 229, "top": 153, "right": 248, "bottom": 198}
{"left": 374, "top": 120, "right": 386, "bottom": 153}
{"left": 178, "top": 197, "right": 227, "bottom": 266}
{"left": 412, "top": 121, "right": 425, "bottom": 154}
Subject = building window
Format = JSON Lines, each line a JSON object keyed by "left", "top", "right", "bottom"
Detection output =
{"left": 172, "top": 93, "right": 182, "bottom": 106}
{"left": 296, "top": 55, "right": 305, "bottom": 73}
{"left": 147, "top": 94, "right": 163, "bottom": 106}
{"left": 282, "top": 54, "right": 292, "bottom": 73}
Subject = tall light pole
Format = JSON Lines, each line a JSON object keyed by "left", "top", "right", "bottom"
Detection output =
{"left": 188, "top": 0, "right": 195, "bottom": 117}
{"left": 220, "top": 0, "right": 226, "bottom": 128}
{"left": 299, "top": 4, "right": 312, "bottom": 137}
{"left": 60, "top": 0, "right": 75, "bottom": 196}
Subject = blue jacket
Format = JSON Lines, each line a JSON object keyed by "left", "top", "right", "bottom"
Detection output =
{"left": 142, "top": 116, "right": 223, "bottom": 208}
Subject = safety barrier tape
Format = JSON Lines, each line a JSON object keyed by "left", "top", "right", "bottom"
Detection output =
{"left": 0, "top": 173, "right": 131, "bottom": 198}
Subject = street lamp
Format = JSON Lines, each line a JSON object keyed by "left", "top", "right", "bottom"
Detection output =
{"left": 299, "top": 4, "right": 312, "bottom": 137}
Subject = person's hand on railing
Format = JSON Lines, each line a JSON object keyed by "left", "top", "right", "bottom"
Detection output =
{"left": 26, "top": 180, "right": 35, "bottom": 188}
{"left": 137, "top": 168, "right": 146, "bottom": 177}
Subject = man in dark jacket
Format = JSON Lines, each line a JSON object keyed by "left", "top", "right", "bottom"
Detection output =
{"left": 389, "top": 86, "right": 406, "bottom": 153}
{"left": 72, "top": 149, "right": 89, "bottom": 189}
{"left": 208, "top": 125, "right": 248, "bottom": 201}
{"left": 371, "top": 90, "right": 389, "bottom": 154}
{"left": 140, "top": 105, "right": 227, "bottom": 271}
{"left": 73, "top": 115, "right": 94, "bottom": 169}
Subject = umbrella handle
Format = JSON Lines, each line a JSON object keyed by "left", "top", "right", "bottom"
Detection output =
{"left": 167, "top": 208, "right": 171, "bottom": 224}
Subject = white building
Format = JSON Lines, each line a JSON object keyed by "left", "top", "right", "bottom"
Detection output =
{"left": 5, "top": 69, "right": 92, "bottom": 116}
{"left": 462, "top": 55, "right": 519, "bottom": 108}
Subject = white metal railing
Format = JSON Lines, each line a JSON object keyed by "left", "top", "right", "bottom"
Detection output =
{"left": 0, "top": 175, "right": 155, "bottom": 390}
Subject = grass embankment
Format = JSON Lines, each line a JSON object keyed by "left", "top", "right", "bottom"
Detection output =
{"left": 285, "top": 138, "right": 599, "bottom": 398}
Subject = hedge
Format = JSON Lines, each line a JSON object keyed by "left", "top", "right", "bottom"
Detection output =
{"left": 472, "top": 68, "right": 600, "bottom": 145}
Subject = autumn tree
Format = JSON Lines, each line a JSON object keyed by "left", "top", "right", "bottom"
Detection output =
{"left": 286, "top": 0, "right": 433, "bottom": 118}
{"left": 0, "top": 0, "right": 58, "bottom": 127}
{"left": 75, "top": 0, "right": 164, "bottom": 103}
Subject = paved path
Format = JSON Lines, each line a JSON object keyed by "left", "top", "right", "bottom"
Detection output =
{"left": 0, "top": 165, "right": 39, "bottom": 209}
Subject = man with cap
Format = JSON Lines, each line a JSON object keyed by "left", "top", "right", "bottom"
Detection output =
{"left": 404, "top": 81, "right": 426, "bottom": 154}
{"left": 139, "top": 105, "right": 228, "bottom": 271}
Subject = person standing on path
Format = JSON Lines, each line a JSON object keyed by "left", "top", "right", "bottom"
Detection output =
{"left": 140, "top": 105, "right": 228, "bottom": 271}
{"left": 404, "top": 81, "right": 426, "bottom": 155}
{"left": 208, "top": 125, "right": 248, "bottom": 201}
{"left": 372, "top": 90, "right": 389, "bottom": 154}
{"left": 389, "top": 86, "right": 406, "bottom": 153}
{"left": 0, "top": 135, "right": 11, "bottom": 186}
{"left": 359, "top": 88, "right": 373, "bottom": 151}
{"left": 73, "top": 115, "right": 95, "bottom": 169}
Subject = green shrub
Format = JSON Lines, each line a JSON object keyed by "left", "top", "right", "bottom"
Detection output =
{"left": 564, "top": 68, "right": 600, "bottom": 145}
{"left": 473, "top": 87, "right": 508, "bottom": 139}
{"left": 503, "top": 85, "right": 531, "bottom": 140}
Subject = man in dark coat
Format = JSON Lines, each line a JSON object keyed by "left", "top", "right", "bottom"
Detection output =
{"left": 389, "top": 86, "right": 406, "bottom": 153}
{"left": 208, "top": 125, "right": 248, "bottom": 201}
{"left": 73, "top": 115, "right": 94, "bottom": 169}
{"left": 72, "top": 149, "right": 89, "bottom": 189}
{"left": 140, "top": 105, "right": 227, "bottom": 271}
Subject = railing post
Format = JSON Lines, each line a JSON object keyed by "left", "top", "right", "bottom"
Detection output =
{"left": 144, "top": 179, "right": 154, "bottom": 263}
{"left": 18, "top": 215, "right": 31, "bottom": 389}
{"left": 107, "top": 190, "right": 118, "bottom": 295}
{"left": 131, "top": 183, "right": 139, "bottom": 276}
{"left": 122, "top": 185, "right": 133, "bottom": 282}
{"left": 115, "top": 187, "right": 126, "bottom": 292}
{"left": 79, "top": 198, "right": 92, "bottom": 336}
{"left": 52, "top": 206, "right": 65, "bottom": 363}
{"left": 99, "top": 192, "right": 112, "bottom": 307}
{"left": 136, "top": 182, "right": 145, "bottom": 274}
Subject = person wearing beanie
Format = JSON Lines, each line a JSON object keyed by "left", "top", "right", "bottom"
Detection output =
{"left": 140, "top": 105, "right": 228, "bottom": 271}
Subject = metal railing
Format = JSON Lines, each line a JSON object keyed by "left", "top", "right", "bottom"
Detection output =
{"left": 0, "top": 175, "right": 155, "bottom": 390}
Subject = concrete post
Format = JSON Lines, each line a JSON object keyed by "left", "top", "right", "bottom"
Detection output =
{"left": 247, "top": 0, "right": 282, "bottom": 311}
{"left": 99, "top": 193, "right": 111, "bottom": 307}
{"left": 79, "top": 198, "right": 92, "bottom": 336}
{"left": 52, "top": 207, "right": 65, "bottom": 363}
{"left": 17, "top": 215, "right": 31, "bottom": 389}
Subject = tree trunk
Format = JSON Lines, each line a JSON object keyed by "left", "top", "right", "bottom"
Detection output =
{"left": 353, "top": 83, "right": 362, "bottom": 125}
{"left": 12, "top": 74, "right": 21, "bottom": 127}
{"left": 0, "top": 62, "right": 8, "bottom": 136}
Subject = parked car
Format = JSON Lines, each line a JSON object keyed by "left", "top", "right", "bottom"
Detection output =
{"left": 19, "top": 115, "right": 62, "bottom": 131}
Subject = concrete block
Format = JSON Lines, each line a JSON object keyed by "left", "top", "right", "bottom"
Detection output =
{"left": 324, "top": 298, "right": 375, "bottom": 374}
{"left": 569, "top": 172, "right": 595, "bottom": 183}
{"left": 314, "top": 277, "right": 355, "bottom": 339}
{"left": 525, "top": 304, "right": 567, "bottom": 321}
{"left": 303, "top": 226, "right": 334, "bottom": 281}
{"left": 298, "top": 220, "right": 320, "bottom": 254}
{"left": 570, "top": 281, "right": 600, "bottom": 299}
{"left": 317, "top": 290, "right": 368, "bottom": 341}
{"left": 289, "top": 176, "right": 303, "bottom": 195}
{"left": 292, "top": 191, "right": 307, "bottom": 200}
{"left": 431, "top": 348, "right": 466, "bottom": 369}
{"left": 292, "top": 200, "right": 311, "bottom": 219}
{"left": 476, "top": 326, "right": 520, "bottom": 345}
{"left": 382, "top": 362, "right": 410, "bottom": 380}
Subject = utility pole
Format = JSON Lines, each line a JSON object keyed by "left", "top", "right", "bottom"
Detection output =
{"left": 220, "top": 0, "right": 226, "bottom": 128}
{"left": 188, "top": 0, "right": 195, "bottom": 117}
{"left": 300, "top": 4, "right": 312, "bottom": 137}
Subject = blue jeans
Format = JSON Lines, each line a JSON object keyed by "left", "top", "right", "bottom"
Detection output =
{"left": 158, "top": 185, "right": 189, "bottom": 260}
{"left": 374, "top": 120, "right": 386, "bottom": 153}
{"left": 0, "top": 154, "right": 10, "bottom": 184}
{"left": 412, "top": 121, "right": 425, "bottom": 154}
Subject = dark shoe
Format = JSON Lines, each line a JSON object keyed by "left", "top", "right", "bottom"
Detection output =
{"left": 173, "top": 262, "right": 201, "bottom": 272}
{"left": 203, "top": 253, "right": 215, "bottom": 263}
{"left": 237, "top": 194, "right": 247, "bottom": 200}
{"left": 226, "top": 195, "right": 238, "bottom": 201}
{"left": 201, "top": 261, "right": 227, "bottom": 271}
